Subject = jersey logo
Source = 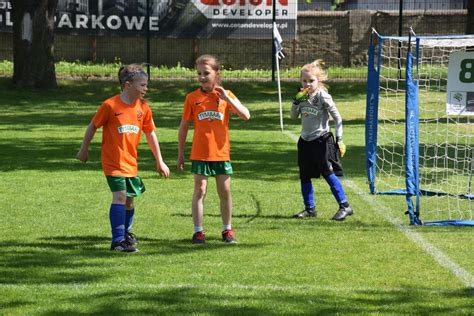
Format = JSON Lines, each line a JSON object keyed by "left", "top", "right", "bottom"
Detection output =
{"left": 198, "top": 111, "right": 224, "bottom": 121}
{"left": 136, "top": 110, "right": 143, "bottom": 121}
{"left": 117, "top": 125, "right": 140, "bottom": 134}
{"left": 301, "top": 106, "right": 320, "bottom": 117}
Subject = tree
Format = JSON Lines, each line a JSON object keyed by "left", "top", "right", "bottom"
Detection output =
{"left": 12, "top": 0, "right": 58, "bottom": 88}
{"left": 467, "top": 0, "right": 474, "bottom": 34}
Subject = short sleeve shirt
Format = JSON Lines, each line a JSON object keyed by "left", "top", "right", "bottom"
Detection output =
{"left": 182, "top": 88, "right": 237, "bottom": 161}
{"left": 92, "top": 95, "right": 155, "bottom": 176}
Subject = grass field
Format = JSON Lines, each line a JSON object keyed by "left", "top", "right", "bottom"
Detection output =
{"left": 0, "top": 78, "right": 472, "bottom": 315}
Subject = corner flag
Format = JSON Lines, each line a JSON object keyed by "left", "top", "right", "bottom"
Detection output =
{"left": 273, "top": 22, "right": 285, "bottom": 131}
{"left": 273, "top": 23, "right": 285, "bottom": 59}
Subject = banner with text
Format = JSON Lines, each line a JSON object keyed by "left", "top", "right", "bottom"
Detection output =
{"left": 0, "top": 0, "right": 296, "bottom": 39}
{"left": 446, "top": 51, "right": 474, "bottom": 116}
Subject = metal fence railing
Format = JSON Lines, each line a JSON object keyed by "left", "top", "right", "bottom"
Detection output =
{"left": 0, "top": 0, "right": 469, "bottom": 81}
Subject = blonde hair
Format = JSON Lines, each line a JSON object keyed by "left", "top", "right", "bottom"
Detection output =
{"left": 118, "top": 64, "right": 147, "bottom": 88}
{"left": 300, "top": 59, "right": 328, "bottom": 92}
{"left": 195, "top": 54, "right": 221, "bottom": 72}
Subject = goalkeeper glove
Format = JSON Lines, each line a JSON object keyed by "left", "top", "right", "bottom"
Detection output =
{"left": 336, "top": 138, "right": 346, "bottom": 158}
{"left": 293, "top": 87, "right": 310, "bottom": 104}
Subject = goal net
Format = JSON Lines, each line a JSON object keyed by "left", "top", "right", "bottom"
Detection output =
{"left": 366, "top": 29, "right": 474, "bottom": 226}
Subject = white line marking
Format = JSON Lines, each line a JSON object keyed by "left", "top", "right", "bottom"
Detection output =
{"left": 283, "top": 130, "right": 474, "bottom": 288}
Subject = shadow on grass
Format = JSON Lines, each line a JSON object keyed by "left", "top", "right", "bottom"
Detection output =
{"left": 0, "top": 133, "right": 369, "bottom": 181}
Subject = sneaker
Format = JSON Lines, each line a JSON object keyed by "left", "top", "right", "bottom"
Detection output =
{"left": 222, "top": 229, "right": 237, "bottom": 243}
{"left": 125, "top": 231, "right": 138, "bottom": 245}
{"left": 293, "top": 208, "right": 317, "bottom": 218}
{"left": 192, "top": 231, "right": 205, "bottom": 244}
{"left": 110, "top": 240, "right": 139, "bottom": 253}
{"left": 332, "top": 205, "right": 353, "bottom": 221}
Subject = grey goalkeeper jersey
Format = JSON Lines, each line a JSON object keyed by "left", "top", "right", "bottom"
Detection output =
{"left": 290, "top": 89, "right": 343, "bottom": 142}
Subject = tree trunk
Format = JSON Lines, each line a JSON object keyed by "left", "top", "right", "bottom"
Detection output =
{"left": 467, "top": 0, "right": 474, "bottom": 34}
{"left": 12, "top": 0, "right": 58, "bottom": 88}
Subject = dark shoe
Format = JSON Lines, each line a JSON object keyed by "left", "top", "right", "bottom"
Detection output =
{"left": 125, "top": 231, "right": 138, "bottom": 245}
{"left": 222, "top": 229, "right": 237, "bottom": 243}
{"left": 332, "top": 205, "right": 353, "bottom": 221}
{"left": 293, "top": 208, "right": 317, "bottom": 218}
{"left": 192, "top": 231, "right": 205, "bottom": 244}
{"left": 110, "top": 240, "right": 139, "bottom": 253}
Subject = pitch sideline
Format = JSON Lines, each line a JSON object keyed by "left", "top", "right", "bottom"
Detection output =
{"left": 283, "top": 130, "right": 474, "bottom": 288}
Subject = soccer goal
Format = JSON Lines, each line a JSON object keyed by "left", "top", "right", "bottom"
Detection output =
{"left": 365, "top": 29, "right": 474, "bottom": 226}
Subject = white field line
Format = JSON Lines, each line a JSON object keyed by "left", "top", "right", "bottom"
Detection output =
{"left": 283, "top": 130, "right": 474, "bottom": 288}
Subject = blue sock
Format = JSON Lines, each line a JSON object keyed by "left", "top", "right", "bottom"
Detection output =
{"left": 301, "top": 181, "right": 314, "bottom": 209}
{"left": 125, "top": 208, "right": 135, "bottom": 233}
{"left": 324, "top": 173, "right": 347, "bottom": 205}
{"left": 109, "top": 204, "right": 126, "bottom": 244}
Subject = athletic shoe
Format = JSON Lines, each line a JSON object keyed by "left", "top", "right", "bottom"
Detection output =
{"left": 293, "top": 208, "right": 317, "bottom": 218}
{"left": 110, "top": 240, "right": 139, "bottom": 253}
{"left": 332, "top": 205, "right": 353, "bottom": 221}
{"left": 192, "top": 231, "right": 205, "bottom": 244}
{"left": 125, "top": 231, "right": 138, "bottom": 245}
{"left": 222, "top": 229, "right": 237, "bottom": 243}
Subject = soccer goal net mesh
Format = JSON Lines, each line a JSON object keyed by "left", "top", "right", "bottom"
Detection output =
{"left": 366, "top": 30, "right": 474, "bottom": 225}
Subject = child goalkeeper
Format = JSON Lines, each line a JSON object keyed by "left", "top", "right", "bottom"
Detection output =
{"left": 290, "top": 59, "right": 353, "bottom": 221}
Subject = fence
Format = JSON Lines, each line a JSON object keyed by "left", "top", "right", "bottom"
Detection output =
{"left": 0, "top": 0, "right": 469, "bottom": 80}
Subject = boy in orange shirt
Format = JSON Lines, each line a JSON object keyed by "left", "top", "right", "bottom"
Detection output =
{"left": 177, "top": 54, "right": 250, "bottom": 244}
{"left": 76, "top": 64, "right": 170, "bottom": 252}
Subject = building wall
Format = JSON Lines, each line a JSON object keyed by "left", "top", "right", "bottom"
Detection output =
{"left": 340, "top": 0, "right": 466, "bottom": 10}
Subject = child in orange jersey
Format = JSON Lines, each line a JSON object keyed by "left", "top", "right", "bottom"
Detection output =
{"left": 76, "top": 64, "right": 170, "bottom": 252}
{"left": 177, "top": 54, "right": 250, "bottom": 244}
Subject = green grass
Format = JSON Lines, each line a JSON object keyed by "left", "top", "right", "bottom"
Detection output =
{"left": 0, "top": 78, "right": 472, "bottom": 315}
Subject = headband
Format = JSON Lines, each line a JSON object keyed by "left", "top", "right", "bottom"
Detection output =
{"left": 120, "top": 70, "right": 147, "bottom": 84}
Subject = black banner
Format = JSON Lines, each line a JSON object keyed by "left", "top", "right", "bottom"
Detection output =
{"left": 0, "top": 0, "right": 296, "bottom": 39}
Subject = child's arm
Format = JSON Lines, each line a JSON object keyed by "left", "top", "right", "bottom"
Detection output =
{"left": 76, "top": 123, "right": 97, "bottom": 163}
{"left": 215, "top": 86, "right": 250, "bottom": 121}
{"left": 290, "top": 102, "right": 300, "bottom": 120}
{"left": 145, "top": 131, "right": 170, "bottom": 178}
{"left": 177, "top": 119, "right": 190, "bottom": 172}
{"left": 324, "top": 94, "right": 346, "bottom": 157}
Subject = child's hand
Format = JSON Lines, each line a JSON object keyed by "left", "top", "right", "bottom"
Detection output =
{"left": 337, "top": 140, "right": 346, "bottom": 158}
{"left": 215, "top": 86, "right": 229, "bottom": 101}
{"left": 294, "top": 87, "right": 310, "bottom": 104}
{"left": 157, "top": 161, "right": 170, "bottom": 178}
{"left": 75, "top": 149, "right": 88, "bottom": 163}
{"left": 177, "top": 156, "right": 185, "bottom": 172}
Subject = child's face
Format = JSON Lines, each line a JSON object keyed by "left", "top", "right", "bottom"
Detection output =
{"left": 300, "top": 71, "right": 319, "bottom": 94}
{"left": 126, "top": 75, "right": 148, "bottom": 100}
{"left": 196, "top": 63, "right": 219, "bottom": 92}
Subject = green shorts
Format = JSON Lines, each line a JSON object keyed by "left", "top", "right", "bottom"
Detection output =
{"left": 191, "top": 160, "right": 233, "bottom": 176}
{"left": 106, "top": 176, "right": 146, "bottom": 197}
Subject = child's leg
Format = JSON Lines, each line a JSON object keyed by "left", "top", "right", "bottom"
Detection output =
{"left": 301, "top": 179, "right": 315, "bottom": 209}
{"left": 324, "top": 173, "right": 353, "bottom": 220}
{"left": 125, "top": 197, "right": 134, "bottom": 233}
{"left": 323, "top": 173, "right": 348, "bottom": 205}
{"left": 110, "top": 190, "right": 127, "bottom": 243}
{"left": 216, "top": 174, "right": 232, "bottom": 229}
{"left": 192, "top": 174, "right": 208, "bottom": 231}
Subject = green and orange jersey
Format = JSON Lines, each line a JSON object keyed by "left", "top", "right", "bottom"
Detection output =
{"left": 182, "top": 88, "right": 238, "bottom": 161}
{"left": 92, "top": 95, "right": 155, "bottom": 177}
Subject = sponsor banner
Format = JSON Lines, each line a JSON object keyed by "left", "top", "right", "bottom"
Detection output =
{"left": 0, "top": 0, "right": 296, "bottom": 39}
{"left": 446, "top": 52, "right": 474, "bottom": 116}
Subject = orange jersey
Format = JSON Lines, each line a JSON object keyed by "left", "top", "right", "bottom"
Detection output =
{"left": 92, "top": 95, "right": 155, "bottom": 176}
{"left": 182, "top": 88, "right": 237, "bottom": 161}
